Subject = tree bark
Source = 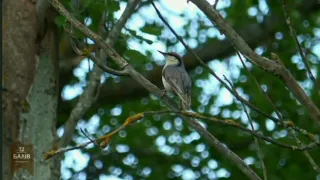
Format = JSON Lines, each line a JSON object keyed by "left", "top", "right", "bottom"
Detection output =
{"left": 3, "top": 0, "right": 60, "bottom": 179}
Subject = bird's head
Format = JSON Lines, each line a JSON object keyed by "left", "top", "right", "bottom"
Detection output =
{"left": 158, "top": 50, "right": 183, "bottom": 67}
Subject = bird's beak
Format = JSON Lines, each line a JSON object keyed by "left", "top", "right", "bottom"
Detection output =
{"left": 157, "top": 50, "right": 166, "bottom": 56}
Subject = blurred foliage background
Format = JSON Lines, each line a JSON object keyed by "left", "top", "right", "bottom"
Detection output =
{"left": 56, "top": 0, "right": 320, "bottom": 179}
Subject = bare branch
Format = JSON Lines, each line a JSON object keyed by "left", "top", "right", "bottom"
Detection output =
{"left": 236, "top": 51, "right": 283, "bottom": 120}
{"left": 47, "top": 110, "right": 319, "bottom": 163}
{"left": 279, "top": 0, "right": 316, "bottom": 84}
{"left": 88, "top": 54, "right": 128, "bottom": 76}
{"left": 50, "top": 0, "right": 128, "bottom": 68}
{"left": 58, "top": 0, "right": 139, "bottom": 147}
{"left": 213, "top": 0, "right": 219, "bottom": 9}
{"left": 236, "top": 51, "right": 320, "bottom": 173}
{"left": 50, "top": 1, "right": 261, "bottom": 179}
{"left": 57, "top": 1, "right": 319, "bottom": 108}
{"left": 66, "top": 33, "right": 128, "bottom": 76}
{"left": 189, "top": 0, "right": 320, "bottom": 127}
{"left": 289, "top": 129, "right": 320, "bottom": 173}
{"left": 145, "top": 110, "right": 319, "bottom": 151}
{"left": 245, "top": 108, "right": 268, "bottom": 180}
{"left": 151, "top": 1, "right": 279, "bottom": 122}
{"left": 151, "top": 0, "right": 317, "bottom": 142}
{"left": 227, "top": 78, "right": 268, "bottom": 180}
{"left": 80, "top": 128, "right": 98, "bottom": 146}
{"left": 45, "top": 113, "right": 144, "bottom": 160}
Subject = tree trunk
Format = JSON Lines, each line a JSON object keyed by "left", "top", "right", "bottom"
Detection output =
{"left": 3, "top": 0, "right": 60, "bottom": 179}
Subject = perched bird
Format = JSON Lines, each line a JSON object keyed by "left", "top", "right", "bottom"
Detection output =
{"left": 158, "top": 50, "right": 192, "bottom": 110}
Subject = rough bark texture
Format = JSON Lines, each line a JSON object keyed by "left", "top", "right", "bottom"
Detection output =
{"left": 3, "top": 0, "right": 38, "bottom": 178}
{"left": 3, "top": 0, "right": 59, "bottom": 179}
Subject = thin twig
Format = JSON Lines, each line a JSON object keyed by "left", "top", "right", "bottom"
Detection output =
{"left": 224, "top": 74, "right": 317, "bottom": 143}
{"left": 289, "top": 129, "right": 320, "bottom": 173}
{"left": 245, "top": 108, "right": 268, "bottom": 180}
{"left": 151, "top": 0, "right": 317, "bottom": 142}
{"left": 228, "top": 79, "right": 268, "bottom": 180}
{"left": 189, "top": 0, "right": 320, "bottom": 127}
{"left": 213, "top": 0, "right": 219, "bottom": 9}
{"left": 151, "top": 0, "right": 278, "bottom": 123}
{"left": 45, "top": 113, "right": 144, "bottom": 160}
{"left": 80, "top": 128, "right": 98, "bottom": 146}
{"left": 144, "top": 110, "right": 320, "bottom": 151}
{"left": 236, "top": 50, "right": 320, "bottom": 174}
{"left": 236, "top": 51, "right": 283, "bottom": 120}
{"left": 66, "top": 33, "right": 128, "bottom": 76}
{"left": 49, "top": 1, "right": 260, "bottom": 179}
{"left": 279, "top": 0, "right": 316, "bottom": 85}
{"left": 46, "top": 110, "right": 319, "bottom": 160}
{"left": 58, "top": 0, "right": 138, "bottom": 147}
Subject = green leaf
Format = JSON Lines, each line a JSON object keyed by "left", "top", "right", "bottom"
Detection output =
{"left": 108, "top": 0, "right": 120, "bottom": 12}
{"left": 55, "top": 15, "right": 66, "bottom": 27}
{"left": 140, "top": 24, "right": 162, "bottom": 36}
{"left": 124, "top": 49, "right": 148, "bottom": 63}
{"left": 88, "top": 0, "right": 107, "bottom": 20}
{"left": 126, "top": 29, "right": 137, "bottom": 36}
{"left": 126, "top": 28, "right": 153, "bottom": 44}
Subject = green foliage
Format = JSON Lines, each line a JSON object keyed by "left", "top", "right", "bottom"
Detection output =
{"left": 124, "top": 49, "right": 148, "bottom": 63}
{"left": 55, "top": 15, "right": 67, "bottom": 27}
{"left": 140, "top": 23, "right": 163, "bottom": 36}
{"left": 125, "top": 28, "right": 154, "bottom": 44}
{"left": 58, "top": 0, "right": 320, "bottom": 180}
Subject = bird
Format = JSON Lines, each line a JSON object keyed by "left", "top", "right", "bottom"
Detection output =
{"left": 158, "top": 50, "right": 192, "bottom": 110}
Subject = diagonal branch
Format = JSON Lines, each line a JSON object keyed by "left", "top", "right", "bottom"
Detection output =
{"left": 46, "top": 110, "right": 320, "bottom": 160}
{"left": 236, "top": 51, "right": 283, "bottom": 120}
{"left": 225, "top": 76, "right": 268, "bottom": 180}
{"left": 189, "top": 0, "right": 320, "bottom": 127}
{"left": 151, "top": 5, "right": 319, "bottom": 177}
{"left": 150, "top": 1, "right": 278, "bottom": 122}
{"left": 57, "top": 0, "right": 319, "bottom": 113}
{"left": 150, "top": 1, "right": 316, "bottom": 142}
{"left": 49, "top": 1, "right": 261, "bottom": 179}
{"left": 146, "top": 110, "right": 320, "bottom": 151}
{"left": 59, "top": 0, "right": 139, "bottom": 147}
{"left": 290, "top": 129, "right": 320, "bottom": 173}
{"left": 236, "top": 50, "right": 320, "bottom": 174}
{"left": 279, "top": 0, "right": 316, "bottom": 85}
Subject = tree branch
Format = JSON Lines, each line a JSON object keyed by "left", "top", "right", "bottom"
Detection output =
{"left": 57, "top": 0, "right": 319, "bottom": 113}
{"left": 58, "top": 0, "right": 139, "bottom": 147}
{"left": 146, "top": 110, "right": 320, "bottom": 151}
{"left": 290, "top": 129, "right": 320, "bottom": 173}
{"left": 151, "top": 0, "right": 279, "bottom": 123}
{"left": 213, "top": 0, "right": 219, "bottom": 9}
{"left": 279, "top": 0, "right": 316, "bottom": 85}
{"left": 189, "top": 0, "right": 320, "bottom": 127}
{"left": 46, "top": 110, "right": 320, "bottom": 160}
{"left": 66, "top": 32, "right": 129, "bottom": 76}
{"left": 49, "top": 1, "right": 262, "bottom": 179}
{"left": 151, "top": 0, "right": 317, "bottom": 142}
{"left": 226, "top": 77, "right": 268, "bottom": 180}
{"left": 235, "top": 50, "right": 320, "bottom": 174}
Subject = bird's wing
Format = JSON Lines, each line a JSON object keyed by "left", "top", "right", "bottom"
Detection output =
{"left": 163, "top": 66, "right": 192, "bottom": 109}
